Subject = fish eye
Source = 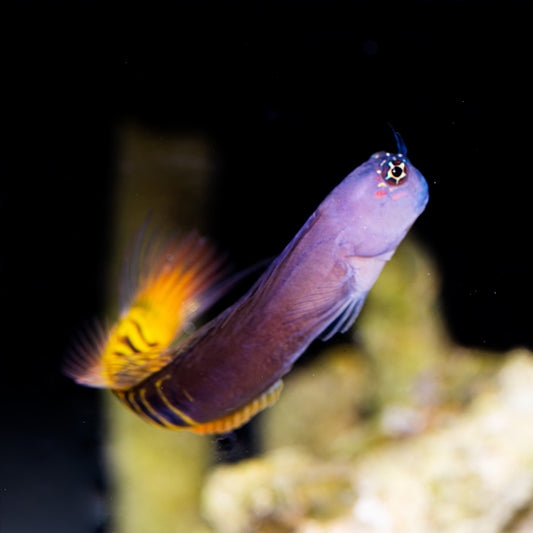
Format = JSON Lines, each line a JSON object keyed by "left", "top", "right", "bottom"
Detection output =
{"left": 382, "top": 158, "right": 408, "bottom": 185}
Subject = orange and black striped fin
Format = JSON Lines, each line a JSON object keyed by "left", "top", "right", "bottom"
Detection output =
{"left": 64, "top": 317, "right": 179, "bottom": 390}
{"left": 119, "top": 224, "right": 230, "bottom": 323}
{"left": 113, "top": 379, "right": 283, "bottom": 434}
{"left": 189, "top": 380, "right": 284, "bottom": 435}
{"left": 65, "top": 227, "right": 231, "bottom": 389}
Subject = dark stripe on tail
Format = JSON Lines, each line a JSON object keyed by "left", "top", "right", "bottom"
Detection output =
{"left": 115, "top": 390, "right": 167, "bottom": 427}
{"left": 131, "top": 319, "right": 159, "bottom": 347}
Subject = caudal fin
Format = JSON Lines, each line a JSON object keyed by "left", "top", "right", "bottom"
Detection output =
{"left": 65, "top": 228, "right": 230, "bottom": 389}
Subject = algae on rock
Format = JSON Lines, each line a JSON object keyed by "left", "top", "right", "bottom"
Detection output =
{"left": 103, "top": 123, "right": 215, "bottom": 533}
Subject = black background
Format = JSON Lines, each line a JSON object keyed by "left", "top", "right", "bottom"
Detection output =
{"left": 2, "top": 2, "right": 532, "bottom": 531}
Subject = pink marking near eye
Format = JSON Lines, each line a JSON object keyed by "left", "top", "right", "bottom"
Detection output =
{"left": 374, "top": 189, "right": 388, "bottom": 198}
{"left": 392, "top": 192, "right": 408, "bottom": 200}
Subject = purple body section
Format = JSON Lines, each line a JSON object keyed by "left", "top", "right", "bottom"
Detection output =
{"left": 134, "top": 151, "right": 429, "bottom": 424}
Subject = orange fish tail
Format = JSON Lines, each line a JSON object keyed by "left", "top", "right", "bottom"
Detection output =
{"left": 65, "top": 229, "right": 230, "bottom": 389}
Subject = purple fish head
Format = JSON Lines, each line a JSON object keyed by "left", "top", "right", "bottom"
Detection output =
{"left": 331, "top": 151, "right": 429, "bottom": 258}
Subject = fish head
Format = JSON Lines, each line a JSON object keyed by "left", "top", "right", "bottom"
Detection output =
{"left": 333, "top": 151, "right": 429, "bottom": 258}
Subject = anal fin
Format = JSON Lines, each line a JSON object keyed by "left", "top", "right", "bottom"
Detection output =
{"left": 189, "top": 380, "right": 284, "bottom": 435}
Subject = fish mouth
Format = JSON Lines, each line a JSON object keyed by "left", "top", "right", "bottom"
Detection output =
{"left": 415, "top": 178, "right": 430, "bottom": 213}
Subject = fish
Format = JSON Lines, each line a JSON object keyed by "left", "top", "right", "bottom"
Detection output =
{"left": 65, "top": 227, "right": 230, "bottom": 389}
{"left": 113, "top": 144, "right": 429, "bottom": 434}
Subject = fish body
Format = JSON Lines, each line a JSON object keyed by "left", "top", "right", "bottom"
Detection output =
{"left": 117, "top": 150, "right": 429, "bottom": 434}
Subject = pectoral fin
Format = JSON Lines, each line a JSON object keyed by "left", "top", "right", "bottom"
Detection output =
{"left": 282, "top": 280, "right": 365, "bottom": 342}
{"left": 319, "top": 293, "right": 366, "bottom": 341}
